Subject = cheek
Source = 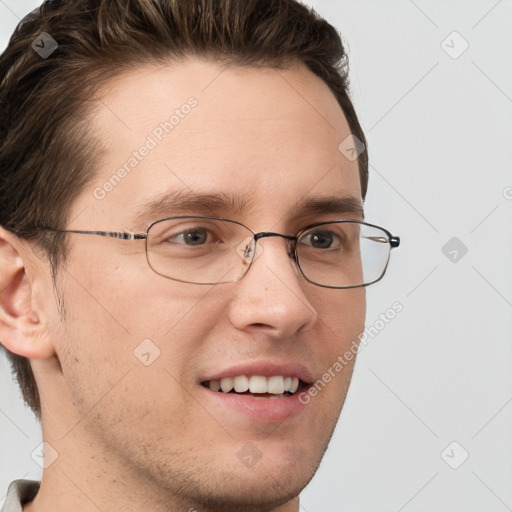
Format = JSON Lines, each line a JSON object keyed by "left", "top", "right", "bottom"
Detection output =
{"left": 313, "top": 287, "right": 366, "bottom": 341}
{"left": 311, "top": 287, "right": 365, "bottom": 388}
{"left": 55, "top": 291, "right": 198, "bottom": 439}
{"left": 62, "top": 245, "right": 206, "bottom": 339}
{"left": 55, "top": 262, "right": 216, "bottom": 405}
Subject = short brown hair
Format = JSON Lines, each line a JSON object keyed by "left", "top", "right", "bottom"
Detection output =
{"left": 0, "top": 0, "right": 368, "bottom": 419}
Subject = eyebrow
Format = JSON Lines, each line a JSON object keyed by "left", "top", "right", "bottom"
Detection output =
{"left": 131, "top": 189, "right": 364, "bottom": 229}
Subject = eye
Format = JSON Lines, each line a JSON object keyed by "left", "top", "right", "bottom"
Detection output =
{"left": 152, "top": 221, "right": 225, "bottom": 247}
{"left": 299, "top": 229, "right": 343, "bottom": 249}
{"left": 168, "top": 227, "right": 212, "bottom": 246}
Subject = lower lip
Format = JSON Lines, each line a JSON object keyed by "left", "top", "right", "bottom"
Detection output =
{"left": 200, "top": 386, "right": 308, "bottom": 423}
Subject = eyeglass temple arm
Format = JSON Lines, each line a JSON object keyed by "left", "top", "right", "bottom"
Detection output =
{"left": 47, "top": 229, "right": 148, "bottom": 240}
{"left": 364, "top": 235, "right": 400, "bottom": 248}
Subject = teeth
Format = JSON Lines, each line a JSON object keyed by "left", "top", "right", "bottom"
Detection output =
{"left": 220, "top": 377, "right": 234, "bottom": 393}
{"left": 233, "top": 375, "right": 249, "bottom": 392}
{"left": 249, "top": 375, "right": 267, "bottom": 393}
{"left": 267, "top": 376, "right": 285, "bottom": 394}
{"left": 209, "top": 379, "right": 221, "bottom": 392}
{"left": 208, "top": 375, "right": 302, "bottom": 395}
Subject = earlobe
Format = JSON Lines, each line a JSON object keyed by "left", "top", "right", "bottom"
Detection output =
{"left": 0, "top": 228, "right": 55, "bottom": 359}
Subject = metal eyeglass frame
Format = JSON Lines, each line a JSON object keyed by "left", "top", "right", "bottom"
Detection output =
{"left": 38, "top": 216, "right": 400, "bottom": 289}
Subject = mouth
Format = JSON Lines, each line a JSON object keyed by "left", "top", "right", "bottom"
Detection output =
{"left": 198, "top": 362, "right": 315, "bottom": 422}
{"left": 201, "top": 375, "right": 309, "bottom": 399}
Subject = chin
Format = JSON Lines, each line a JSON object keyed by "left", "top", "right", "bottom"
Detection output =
{"left": 197, "top": 441, "right": 322, "bottom": 509}
{"left": 189, "top": 470, "right": 310, "bottom": 512}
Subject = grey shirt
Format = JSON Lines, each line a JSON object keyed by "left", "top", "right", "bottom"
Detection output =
{"left": 1, "top": 481, "right": 40, "bottom": 512}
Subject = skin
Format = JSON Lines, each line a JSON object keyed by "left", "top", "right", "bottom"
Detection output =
{"left": 0, "top": 57, "right": 365, "bottom": 512}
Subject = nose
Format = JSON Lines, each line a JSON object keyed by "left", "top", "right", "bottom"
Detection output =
{"left": 227, "top": 233, "right": 318, "bottom": 337}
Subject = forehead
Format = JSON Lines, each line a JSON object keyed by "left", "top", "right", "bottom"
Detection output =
{"left": 72, "top": 58, "right": 362, "bottom": 229}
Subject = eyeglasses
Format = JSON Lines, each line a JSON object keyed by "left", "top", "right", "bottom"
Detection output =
{"left": 40, "top": 216, "right": 400, "bottom": 289}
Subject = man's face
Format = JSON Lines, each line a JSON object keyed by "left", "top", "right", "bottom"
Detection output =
{"left": 45, "top": 58, "right": 365, "bottom": 510}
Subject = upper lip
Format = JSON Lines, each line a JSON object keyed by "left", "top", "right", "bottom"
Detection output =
{"left": 200, "top": 361, "right": 314, "bottom": 384}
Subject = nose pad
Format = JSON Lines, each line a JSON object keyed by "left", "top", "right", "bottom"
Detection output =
{"left": 240, "top": 233, "right": 298, "bottom": 266}
{"left": 287, "top": 243, "right": 297, "bottom": 262}
{"left": 235, "top": 236, "right": 263, "bottom": 265}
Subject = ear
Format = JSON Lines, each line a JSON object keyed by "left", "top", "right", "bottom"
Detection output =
{"left": 0, "top": 226, "right": 56, "bottom": 359}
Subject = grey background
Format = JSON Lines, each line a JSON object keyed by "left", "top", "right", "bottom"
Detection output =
{"left": 1, "top": 1, "right": 511, "bottom": 510}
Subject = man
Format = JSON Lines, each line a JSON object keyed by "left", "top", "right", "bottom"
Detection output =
{"left": 0, "top": 0, "right": 399, "bottom": 511}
